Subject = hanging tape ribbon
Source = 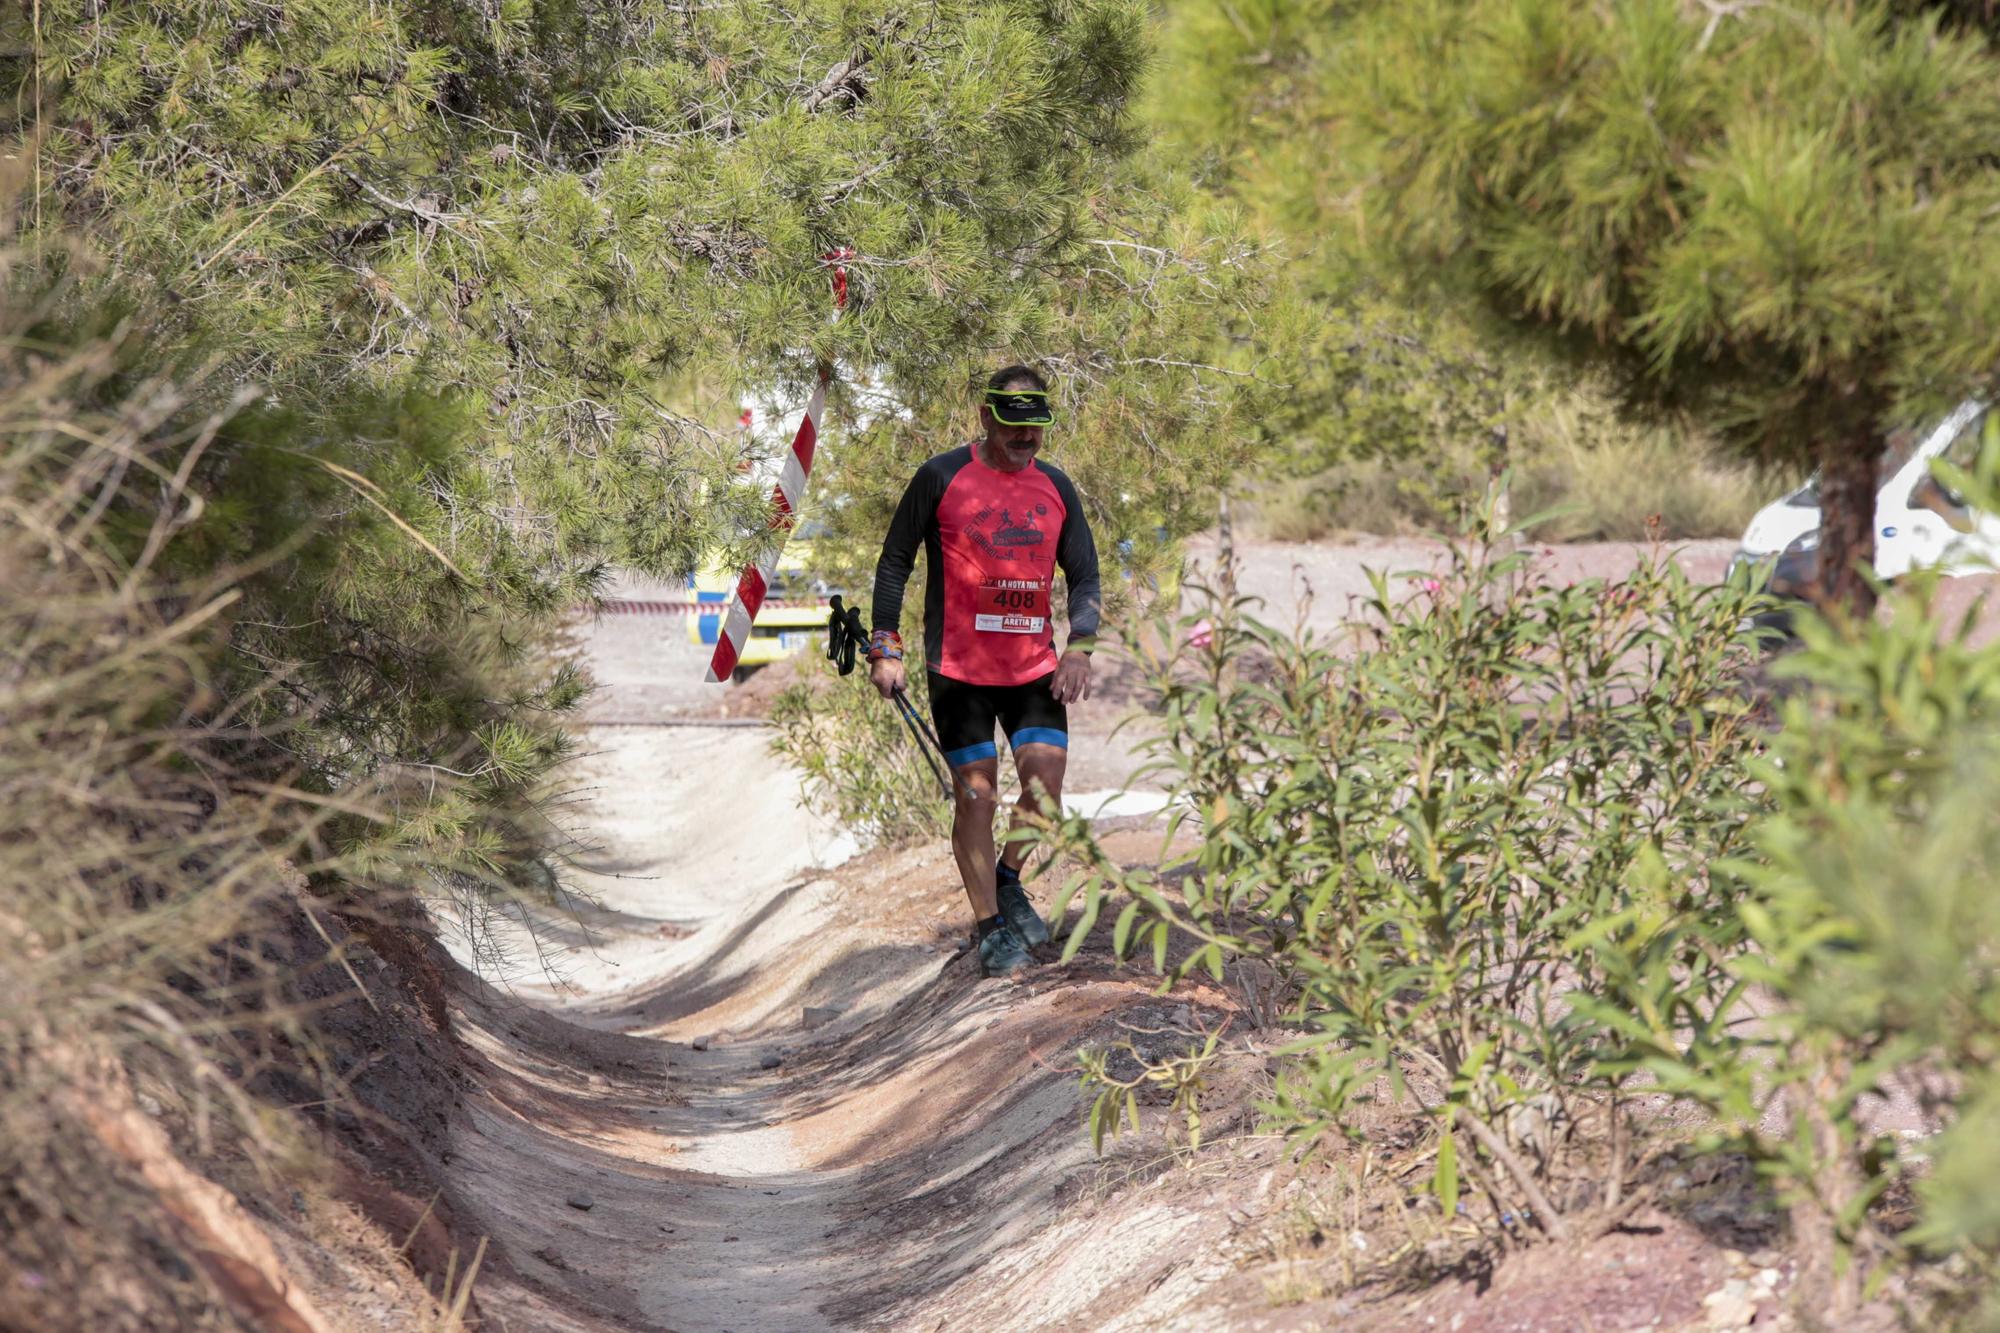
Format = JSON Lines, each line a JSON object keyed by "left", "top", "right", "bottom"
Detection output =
{"left": 704, "top": 249, "right": 852, "bottom": 683}
{"left": 827, "top": 246, "right": 854, "bottom": 312}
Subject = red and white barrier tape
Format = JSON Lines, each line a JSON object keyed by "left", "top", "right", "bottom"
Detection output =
{"left": 706, "top": 248, "right": 852, "bottom": 682}
{"left": 602, "top": 598, "right": 826, "bottom": 617}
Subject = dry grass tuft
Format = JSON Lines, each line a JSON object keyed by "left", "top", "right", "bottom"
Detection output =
{"left": 1252, "top": 396, "right": 1779, "bottom": 543}
{"left": 0, "top": 297, "right": 470, "bottom": 1328}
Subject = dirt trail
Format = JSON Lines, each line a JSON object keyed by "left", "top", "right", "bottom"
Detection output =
{"left": 440, "top": 718, "right": 863, "bottom": 1331}
{"left": 434, "top": 583, "right": 1229, "bottom": 1331}
{"left": 439, "top": 715, "right": 1222, "bottom": 1331}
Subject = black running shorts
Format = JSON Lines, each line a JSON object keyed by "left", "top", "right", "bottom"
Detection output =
{"left": 927, "top": 670, "right": 1068, "bottom": 769}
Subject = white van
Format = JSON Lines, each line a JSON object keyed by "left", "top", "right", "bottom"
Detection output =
{"left": 1730, "top": 400, "right": 2000, "bottom": 592}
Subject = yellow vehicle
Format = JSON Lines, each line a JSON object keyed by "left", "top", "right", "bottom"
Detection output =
{"left": 687, "top": 523, "right": 837, "bottom": 677}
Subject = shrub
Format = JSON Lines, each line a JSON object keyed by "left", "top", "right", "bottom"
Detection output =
{"left": 1726, "top": 628, "right": 2000, "bottom": 1313}
{"left": 1044, "top": 422, "right": 2000, "bottom": 1320}
{"left": 0, "top": 298, "right": 472, "bottom": 1327}
{"left": 1669, "top": 421, "right": 2000, "bottom": 1315}
{"left": 768, "top": 574, "right": 1144, "bottom": 850}
{"left": 1250, "top": 392, "right": 1771, "bottom": 543}
{"left": 770, "top": 651, "right": 955, "bottom": 849}
{"left": 0, "top": 256, "right": 588, "bottom": 931}
{"left": 1031, "top": 529, "right": 1774, "bottom": 1237}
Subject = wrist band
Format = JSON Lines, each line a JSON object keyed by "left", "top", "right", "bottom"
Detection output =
{"left": 867, "top": 629, "right": 904, "bottom": 663}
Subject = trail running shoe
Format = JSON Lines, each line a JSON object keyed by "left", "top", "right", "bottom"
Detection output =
{"left": 978, "top": 920, "right": 1035, "bottom": 978}
{"left": 995, "top": 863, "right": 1051, "bottom": 949}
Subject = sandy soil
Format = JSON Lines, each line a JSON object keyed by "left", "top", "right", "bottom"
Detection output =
{"left": 442, "top": 581, "right": 1245, "bottom": 1332}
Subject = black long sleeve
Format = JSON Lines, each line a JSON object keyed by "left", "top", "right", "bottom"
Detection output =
{"left": 1047, "top": 467, "right": 1102, "bottom": 643}
{"left": 871, "top": 458, "right": 947, "bottom": 634}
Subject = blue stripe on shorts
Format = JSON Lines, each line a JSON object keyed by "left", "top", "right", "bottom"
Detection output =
{"left": 944, "top": 740, "right": 999, "bottom": 767}
{"left": 1009, "top": 726, "right": 1069, "bottom": 750}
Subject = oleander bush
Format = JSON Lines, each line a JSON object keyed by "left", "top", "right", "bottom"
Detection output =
{"left": 1037, "top": 531, "right": 1774, "bottom": 1240}
{"left": 1041, "top": 422, "right": 2000, "bottom": 1318}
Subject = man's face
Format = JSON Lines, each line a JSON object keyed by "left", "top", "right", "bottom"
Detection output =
{"left": 981, "top": 401, "right": 1045, "bottom": 466}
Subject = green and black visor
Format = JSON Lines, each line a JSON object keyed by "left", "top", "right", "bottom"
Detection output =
{"left": 985, "top": 388, "right": 1054, "bottom": 426}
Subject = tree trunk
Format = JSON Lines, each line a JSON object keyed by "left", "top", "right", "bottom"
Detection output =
{"left": 1790, "top": 1054, "right": 1865, "bottom": 1322}
{"left": 1814, "top": 431, "right": 1885, "bottom": 622}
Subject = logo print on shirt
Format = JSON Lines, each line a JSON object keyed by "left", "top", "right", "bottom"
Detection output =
{"left": 970, "top": 504, "right": 1047, "bottom": 560}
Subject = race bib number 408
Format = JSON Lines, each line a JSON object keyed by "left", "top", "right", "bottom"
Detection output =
{"left": 975, "top": 578, "right": 1049, "bottom": 634}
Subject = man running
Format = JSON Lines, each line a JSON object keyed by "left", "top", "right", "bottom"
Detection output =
{"left": 868, "top": 365, "right": 1102, "bottom": 977}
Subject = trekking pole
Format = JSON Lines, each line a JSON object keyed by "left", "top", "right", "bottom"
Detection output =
{"left": 826, "top": 596, "right": 957, "bottom": 804}
{"left": 887, "top": 687, "right": 956, "bottom": 803}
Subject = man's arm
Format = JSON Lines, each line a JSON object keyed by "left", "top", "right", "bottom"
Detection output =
{"left": 869, "top": 461, "right": 942, "bottom": 697}
{"left": 872, "top": 464, "right": 940, "bottom": 635}
{"left": 1051, "top": 472, "right": 1103, "bottom": 651}
{"left": 1048, "top": 470, "right": 1100, "bottom": 704}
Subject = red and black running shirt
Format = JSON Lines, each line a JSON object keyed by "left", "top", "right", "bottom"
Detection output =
{"left": 871, "top": 444, "right": 1102, "bottom": 686}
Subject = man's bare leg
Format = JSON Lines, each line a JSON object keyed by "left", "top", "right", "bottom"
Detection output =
{"left": 1001, "top": 742, "right": 1068, "bottom": 874}
{"left": 949, "top": 757, "right": 1002, "bottom": 920}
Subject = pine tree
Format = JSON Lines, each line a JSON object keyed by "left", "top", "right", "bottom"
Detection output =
{"left": 3, "top": 1, "right": 1276, "bottom": 889}
{"left": 1142, "top": 0, "right": 1549, "bottom": 520}
{"left": 1328, "top": 0, "right": 2000, "bottom": 613}
{"left": 10, "top": 0, "right": 1160, "bottom": 581}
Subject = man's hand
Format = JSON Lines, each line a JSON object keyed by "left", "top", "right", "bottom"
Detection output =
{"left": 1050, "top": 648, "right": 1092, "bottom": 704}
{"left": 870, "top": 655, "right": 906, "bottom": 700}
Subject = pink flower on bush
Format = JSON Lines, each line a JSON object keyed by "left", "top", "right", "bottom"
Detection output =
{"left": 1420, "top": 578, "right": 1442, "bottom": 595}
{"left": 1187, "top": 618, "right": 1214, "bottom": 649}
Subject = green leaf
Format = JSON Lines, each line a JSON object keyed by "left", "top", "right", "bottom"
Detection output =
{"left": 1435, "top": 1128, "right": 1459, "bottom": 1219}
{"left": 1113, "top": 900, "right": 1141, "bottom": 958}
